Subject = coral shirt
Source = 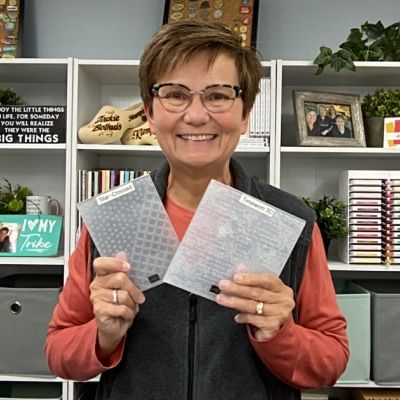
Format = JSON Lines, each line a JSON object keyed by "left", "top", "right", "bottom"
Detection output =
{"left": 46, "top": 197, "right": 349, "bottom": 389}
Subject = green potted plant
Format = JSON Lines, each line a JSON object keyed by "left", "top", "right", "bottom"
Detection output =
{"left": 0, "top": 178, "right": 32, "bottom": 214}
{"left": 302, "top": 195, "right": 349, "bottom": 254}
{"left": 0, "top": 87, "right": 23, "bottom": 105}
{"left": 361, "top": 88, "right": 400, "bottom": 147}
{"left": 313, "top": 20, "right": 400, "bottom": 75}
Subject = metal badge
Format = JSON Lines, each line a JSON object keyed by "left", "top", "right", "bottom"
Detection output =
{"left": 171, "top": 11, "right": 183, "bottom": 21}
{"left": 213, "top": 9, "right": 223, "bottom": 19}
{"left": 200, "top": 1, "right": 210, "bottom": 9}
{"left": 172, "top": 3, "right": 184, "bottom": 11}
{"left": 239, "top": 25, "right": 248, "bottom": 33}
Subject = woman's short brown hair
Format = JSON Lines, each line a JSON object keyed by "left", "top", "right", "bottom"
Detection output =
{"left": 139, "top": 21, "right": 263, "bottom": 116}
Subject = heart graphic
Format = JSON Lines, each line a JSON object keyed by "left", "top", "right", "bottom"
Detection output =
{"left": 27, "top": 219, "right": 39, "bottom": 231}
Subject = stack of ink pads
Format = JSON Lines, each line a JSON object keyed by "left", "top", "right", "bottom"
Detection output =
{"left": 348, "top": 178, "right": 383, "bottom": 264}
{"left": 382, "top": 179, "right": 400, "bottom": 265}
{"left": 339, "top": 171, "right": 400, "bottom": 266}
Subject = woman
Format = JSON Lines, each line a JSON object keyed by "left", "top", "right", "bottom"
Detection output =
{"left": 0, "top": 227, "right": 11, "bottom": 252}
{"left": 332, "top": 114, "right": 352, "bottom": 138}
{"left": 305, "top": 109, "right": 318, "bottom": 136}
{"left": 46, "top": 21, "right": 348, "bottom": 400}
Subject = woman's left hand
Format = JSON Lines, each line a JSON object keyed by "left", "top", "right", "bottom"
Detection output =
{"left": 216, "top": 272, "right": 295, "bottom": 341}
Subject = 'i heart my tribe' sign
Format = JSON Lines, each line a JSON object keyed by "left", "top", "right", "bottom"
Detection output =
{"left": 0, "top": 215, "right": 62, "bottom": 256}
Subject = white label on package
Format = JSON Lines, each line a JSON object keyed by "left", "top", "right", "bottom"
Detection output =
{"left": 77, "top": 174, "right": 179, "bottom": 291}
{"left": 163, "top": 179, "right": 306, "bottom": 301}
{"left": 96, "top": 182, "right": 135, "bottom": 205}
{"left": 239, "top": 194, "right": 275, "bottom": 217}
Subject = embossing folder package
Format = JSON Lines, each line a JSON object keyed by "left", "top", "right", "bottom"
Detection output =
{"left": 77, "top": 175, "right": 179, "bottom": 291}
{"left": 163, "top": 180, "right": 306, "bottom": 301}
{"left": 77, "top": 176, "right": 305, "bottom": 300}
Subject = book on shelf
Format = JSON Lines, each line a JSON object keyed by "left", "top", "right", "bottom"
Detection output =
{"left": 239, "top": 77, "right": 270, "bottom": 148}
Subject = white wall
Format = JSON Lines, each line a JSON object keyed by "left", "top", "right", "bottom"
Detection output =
{"left": 22, "top": 0, "right": 400, "bottom": 60}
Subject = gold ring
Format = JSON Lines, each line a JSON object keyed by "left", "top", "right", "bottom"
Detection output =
{"left": 256, "top": 301, "right": 264, "bottom": 315}
{"left": 112, "top": 289, "right": 119, "bottom": 305}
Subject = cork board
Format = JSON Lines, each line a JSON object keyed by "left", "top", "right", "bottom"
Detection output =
{"left": 0, "top": 0, "right": 23, "bottom": 58}
{"left": 163, "top": 0, "right": 259, "bottom": 49}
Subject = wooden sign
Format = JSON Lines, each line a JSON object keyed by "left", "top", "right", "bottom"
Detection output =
{"left": 163, "top": 0, "right": 259, "bottom": 49}
{"left": 0, "top": 105, "right": 66, "bottom": 144}
{"left": 0, "top": 215, "right": 62, "bottom": 256}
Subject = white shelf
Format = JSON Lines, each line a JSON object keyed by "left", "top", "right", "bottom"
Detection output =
{"left": 77, "top": 144, "right": 270, "bottom": 158}
{"left": 329, "top": 261, "right": 400, "bottom": 272}
{"left": 281, "top": 147, "right": 400, "bottom": 158}
{"left": 335, "top": 381, "right": 400, "bottom": 388}
{"left": 279, "top": 60, "right": 400, "bottom": 86}
{"left": 0, "top": 374, "right": 65, "bottom": 382}
{"left": 0, "top": 144, "right": 66, "bottom": 155}
{"left": 76, "top": 59, "right": 140, "bottom": 85}
{"left": 0, "top": 58, "right": 71, "bottom": 84}
{"left": 0, "top": 256, "right": 64, "bottom": 265}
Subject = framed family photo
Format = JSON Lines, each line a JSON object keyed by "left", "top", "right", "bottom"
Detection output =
{"left": 293, "top": 90, "right": 366, "bottom": 147}
{"left": 163, "top": 0, "right": 259, "bottom": 49}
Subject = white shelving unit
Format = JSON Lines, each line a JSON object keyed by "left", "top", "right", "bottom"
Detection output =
{"left": 0, "top": 58, "right": 73, "bottom": 399}
{"left": 70, "top": 59, "right": 275, "bottom": 250}
{"left": 276, "top": 60, "right": 400, "bottom": 398}
{"left": 2, "top": 58, "right": 400, "bottom": 399}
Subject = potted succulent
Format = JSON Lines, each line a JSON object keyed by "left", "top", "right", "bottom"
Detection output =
{"left": 313, "top": 20, "right": 400, "bottom": 75}
{"left": 302, "top": 195, "right": 349, "bottom": 255}
{"left": 361, "top": 88, "right": 400, "bottom": 147}
{"left": 0, "top": 87, "right": 23, "bottom": 105}
{"left": 0, "top": 178, "right": 32, "bottom": 214}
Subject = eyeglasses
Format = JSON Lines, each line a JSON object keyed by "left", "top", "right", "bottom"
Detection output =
{"left": 151, "top": 83, "right": 242, "bottom": 113}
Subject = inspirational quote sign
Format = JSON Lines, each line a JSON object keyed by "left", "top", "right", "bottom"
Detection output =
{"left": 0, "top": 106, "right": 66, "bottom": 144}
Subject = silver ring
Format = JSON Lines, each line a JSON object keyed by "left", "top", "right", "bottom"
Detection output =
{"left": 256, "top": 301, "right": 264, "bottom": 315}
{"left": 112, "top": 289, "right": 119, "bottom": 305}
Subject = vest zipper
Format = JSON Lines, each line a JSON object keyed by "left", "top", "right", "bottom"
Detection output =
{"left": 188, "top": 293, "right": 197, "bottom": 400}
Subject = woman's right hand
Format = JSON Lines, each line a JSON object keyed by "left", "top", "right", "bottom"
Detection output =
{"left": 89, "top": 252, "right": 145, "bottom": 359}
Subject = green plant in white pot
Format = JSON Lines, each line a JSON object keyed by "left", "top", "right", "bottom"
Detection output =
{"left": 361, "top": 88, "right": 400, "bottom": 147}
{"left": 302, "top": 195, "right": 349, "bottom": 255}
{"left": 0, "top": 178, "right": 32, "bottom": 214}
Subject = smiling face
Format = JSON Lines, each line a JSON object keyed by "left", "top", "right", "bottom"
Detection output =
{"left": 336, "top": 115, "right": 346, "bottom": 131}
{"left": 144, "top": 51, "right": 249, "bottom": 176}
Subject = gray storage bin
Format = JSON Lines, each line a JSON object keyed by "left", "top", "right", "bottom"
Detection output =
{"left": 335, "top": 280, "right": 370, "bottom": 384}
{"left": 0, "top": 274, "right": 61, "bottom": 376}
{"left": 0, "top": 382, "right": 61, "bottom": 399}
{"left": 357, "top": 280, "right": 400, "bottom": 385}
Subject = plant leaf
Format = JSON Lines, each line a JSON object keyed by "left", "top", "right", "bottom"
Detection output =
{"left": 331, "top": 50, "right": 356, "bottom": 72}
{"left": 361, "top": 20, "right": 385, "bottom": 40}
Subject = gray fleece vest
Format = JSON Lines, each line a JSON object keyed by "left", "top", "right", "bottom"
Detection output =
{"left": 94, "top": 159, "right": 315, "bottom": 400}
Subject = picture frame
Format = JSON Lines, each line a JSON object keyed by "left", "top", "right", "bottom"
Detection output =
{"left": 293, "top": 90, "right": 366, "bottom": 147}
{"left": 162, "top": 0, "right": 259, "bottom": 49}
